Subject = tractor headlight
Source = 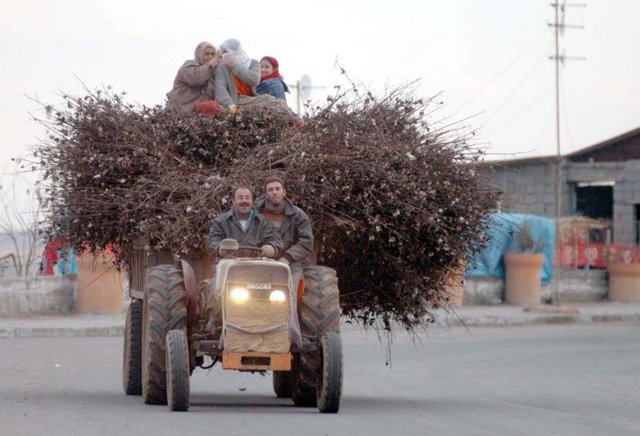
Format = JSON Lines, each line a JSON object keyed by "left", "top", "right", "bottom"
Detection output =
{"left": 269, "top": 290, "right": 287, "bottom": 302}
{"left": 230, "top": 287, "right": 249, "bottom": 304}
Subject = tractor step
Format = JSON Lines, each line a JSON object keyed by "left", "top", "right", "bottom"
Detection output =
{"left": 195, "top": 339, "right": 221, "bottom": 356}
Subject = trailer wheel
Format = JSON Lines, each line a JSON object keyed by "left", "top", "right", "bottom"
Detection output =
{"left": 293, "top": 266, "right": 341, "bottom": 407}
{"left": 166, "top": 329, "right": 190, "bottom": 411}
{"left": 142, "top": 265, "right": 188, "bottom": 405}
{"left": 122, "top": 298, "right": 143, "bottom": 395}
{"left": 317, "top": 332, "right": 343, "bottom": 413}
{"left": 272, "top": 371, "right": 293, "bottom": 398}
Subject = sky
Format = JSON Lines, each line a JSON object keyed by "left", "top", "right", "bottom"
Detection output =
{"left": 1, "top": 0, "right": 639, "bottom": 184}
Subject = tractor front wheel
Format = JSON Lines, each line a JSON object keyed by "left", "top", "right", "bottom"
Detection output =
{"left": 316, "top": 332, "right": 343, "bottom": 413}
{"left": 141, "top": 265, "right": 188, "bottom": 405}
{"left": 166, "top": 329, "right": 190, "bottom": 411}
{"left": 293, "top": 266, "right": 341, "bottom": 407}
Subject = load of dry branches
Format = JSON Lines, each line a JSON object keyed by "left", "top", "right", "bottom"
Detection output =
{"left": 33, "top": 84, "right": 499, "bottom": 331}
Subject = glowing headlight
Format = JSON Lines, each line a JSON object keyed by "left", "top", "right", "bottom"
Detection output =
{"left": 269, "top": 290, "right": 287, "bottom": 302}
{"left": 230, "top": 287, "right": 249, "bottom": 303}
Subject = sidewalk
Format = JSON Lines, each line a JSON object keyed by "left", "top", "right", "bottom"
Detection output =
{"left": 0, "top": 303, "right": 639, "bottom": 338}
{"left": 438, "top": 302, "right": 640, "bottom": 328}
{"left": 0, "top": 313, "right": 125, "bottom": 338}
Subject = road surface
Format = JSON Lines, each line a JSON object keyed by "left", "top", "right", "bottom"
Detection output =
{"left": 0, "top": 323, "right": 638, "bottom": 435}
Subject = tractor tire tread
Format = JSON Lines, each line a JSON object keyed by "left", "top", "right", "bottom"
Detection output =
{"left": 122, "top": 299, "right": 143, "bottom": 395}
{"left": 166, "top": 329, "right": 190, "bottom": 411}
{"left": 317, "top": 332, "right": 343, "bottom": 413}
{"left": 293, "top": 265, "right": 341, "bottom": 407}
{"left": 142, "top": 264, "right": 187, "bottom": 405}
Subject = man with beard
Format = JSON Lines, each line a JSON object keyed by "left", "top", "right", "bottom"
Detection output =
{"left": 254, "top": 176, "right": 314, "bottom": 289}
{"left": 207, "top": 185, "right": 282, "bottom": 257}
{"left": 206, "top": 186, "right": 283, "bottom": 333}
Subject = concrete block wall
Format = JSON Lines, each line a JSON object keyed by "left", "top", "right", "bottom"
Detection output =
{"left": 482, "top": 162, "right": 569, "bottom": 217}
{"left": 0, "top": 275, "right": 76, "bottom": 316}
{"left": 463, "top": 269, "right": 608, "bottom": 305}
{"left": 554, "top": 269, "right": 608, "bottom": 303}
{"left": 463, "top": 277, "right": 503, "bottom": 305}
{"left": 613, "top": 161, "right": 640, "bottom": 244}
{"left": 564, "top": 162, "right": 624, "bottom": 183}
{"left": 484, "top": 159, "right": 640, "bottom": 244}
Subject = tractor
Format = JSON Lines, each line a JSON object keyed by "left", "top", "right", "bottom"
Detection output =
{"left": 121, "top": 240, "right": 342, "bottom": 413}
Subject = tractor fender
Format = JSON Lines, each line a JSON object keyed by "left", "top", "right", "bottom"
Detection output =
{"left": 297, "top": 276, "right": 305, "bottom": 304}
{"left": 180, "top": 260, "right": 199, "bottom": 327}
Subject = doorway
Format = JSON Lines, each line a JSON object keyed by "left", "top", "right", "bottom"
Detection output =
{"left": 575, "top": 182, "right": 613, "bottom": 220}
{"left": 635, "top": 204, "right": 640, "bottom": 244}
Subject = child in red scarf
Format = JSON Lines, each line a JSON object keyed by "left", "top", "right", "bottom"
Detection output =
{"left": 256, "top": 56, "right": 289, "bottom": 101}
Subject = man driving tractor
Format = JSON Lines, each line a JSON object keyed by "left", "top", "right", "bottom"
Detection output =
{"left": 207, "top": 185, "right": 283, "bottom": 257}
{"left": 205, "top": 185, "right": 284, "bottom": 332}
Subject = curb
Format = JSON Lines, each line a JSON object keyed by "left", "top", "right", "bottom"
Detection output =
{"left": 0, "top": 326, "right": 124, "bottom": 339}
{"left": 1, "top": 312, "right": 639, "bottom": 339}
{"left": 443, "top": 313, "right": 640, "bottom": 328}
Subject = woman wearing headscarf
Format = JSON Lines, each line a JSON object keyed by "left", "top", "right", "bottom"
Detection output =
{"left": 166, "top": 41, "right": 222, "bottom": 117}
{"left": 214, "top": 39, "right": 302, "bottom": 127}
{"left": 214, "top": 39, "right": 261, "bottom": 113}
{"left": 256, "top": 56, "right": 289, "bottom": 101}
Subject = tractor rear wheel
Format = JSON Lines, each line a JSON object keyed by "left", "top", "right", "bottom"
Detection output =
{"left": 122, "top": 298, "right": 143, "bottom": 395}
{"left": 272, "top": 371, "right": 293, "bottom": 398}
{"left": 293, "top": 266, "right": 341, "bottom": 407}
{"left": 141, "top": 265, "right": 188, "bottom": 405}
{"left": 317, "top": 332, "right": 343, "bottom": 413}
{"left": 166, "top": 329, "right": 190, "bottom": 411}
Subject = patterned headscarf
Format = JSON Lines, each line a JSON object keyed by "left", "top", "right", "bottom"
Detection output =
{"left": 194, "top": 41, "right": 216, "bottom": 65}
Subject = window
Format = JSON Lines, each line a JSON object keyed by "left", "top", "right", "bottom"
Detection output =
{"left": 575, "top": 181, "right": 614, "bottom": 220}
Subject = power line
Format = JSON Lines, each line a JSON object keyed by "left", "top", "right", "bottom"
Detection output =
{"left": 484, "top": 84, "right": 553, "bottom": 137}
{"left": 559, "top": 68, "right": 576, "bottom": 151}
{"left": 454, "top": 31, "right": 548, "bottom": 116}
{"left": 483, "top": 49, "right": 552, "bottom": 124}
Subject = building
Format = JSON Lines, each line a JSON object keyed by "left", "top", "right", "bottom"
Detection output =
{"left": 482, "top": 126, "right": 640, "bottom": 244}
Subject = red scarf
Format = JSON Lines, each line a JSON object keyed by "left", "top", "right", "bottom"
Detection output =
{"left": 260, "top": 71, "right": 282, "bottom": 82}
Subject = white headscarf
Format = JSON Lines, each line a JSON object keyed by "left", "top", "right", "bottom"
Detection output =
{"left": 220, "top": 38, "right": 252, "bottom": 70}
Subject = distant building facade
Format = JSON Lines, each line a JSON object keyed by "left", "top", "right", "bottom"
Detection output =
{"left": 481, "top": 127, "right": 640, "bottom": 244}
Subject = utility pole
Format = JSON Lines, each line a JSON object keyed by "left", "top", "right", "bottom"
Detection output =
{"left": 548, "top": 1, "right": 585, "bottom": 304}
{"left": 288, "top": 75, "right": 326, "bottom": 115}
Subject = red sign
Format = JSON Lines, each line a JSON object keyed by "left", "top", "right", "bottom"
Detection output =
{"left": 558, "top": 243, "right": 640, "bottom": 268}
{"left": 557, "top": 243, "right": 606, "bottom": 268}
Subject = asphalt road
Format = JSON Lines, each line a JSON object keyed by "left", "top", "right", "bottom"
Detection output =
{"left": 0, "top": 324, "right": 638, "bottom": 436}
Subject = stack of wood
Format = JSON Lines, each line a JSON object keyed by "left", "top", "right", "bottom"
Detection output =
{"left": 558, "top": 216, "right": 611, "bottom": 244}
{"left": 33, "top": 85, "right": 500, "bottom": 331}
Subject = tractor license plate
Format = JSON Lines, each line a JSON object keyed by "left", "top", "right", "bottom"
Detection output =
{"left": 247, "top": 283, "right": 271, "bottom": 290}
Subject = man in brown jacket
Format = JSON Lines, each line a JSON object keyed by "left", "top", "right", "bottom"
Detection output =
{"left": 254, "top": 176, "right": 314, "bottom": 289}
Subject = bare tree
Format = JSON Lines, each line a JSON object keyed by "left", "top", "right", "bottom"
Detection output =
{"left": 0, "top": 173, "right": 42, "bottom": 277}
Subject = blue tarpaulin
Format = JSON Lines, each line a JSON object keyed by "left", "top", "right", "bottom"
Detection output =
{"left": 466, "top": 213, "right": 556, "bottom": 284}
